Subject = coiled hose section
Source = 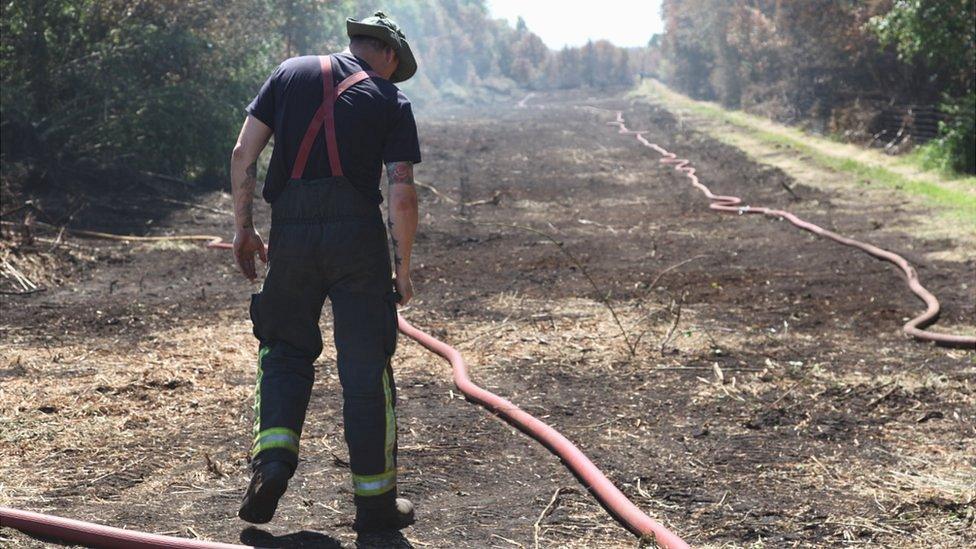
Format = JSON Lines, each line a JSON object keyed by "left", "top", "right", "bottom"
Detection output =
{"left": 608, "top": 111, "right": 974, "bottom": 349}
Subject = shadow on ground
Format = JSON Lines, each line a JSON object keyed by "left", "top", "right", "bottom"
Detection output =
{"left": 240, "top": 527, "right": 415, "bottom": 548}
{"left": 240, "top": 526, "right": 344, "bottom": 548}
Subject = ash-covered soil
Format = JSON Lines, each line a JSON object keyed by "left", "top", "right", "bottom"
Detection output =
{"left": 1, "top": 89, "right": 973, "bottom": 548}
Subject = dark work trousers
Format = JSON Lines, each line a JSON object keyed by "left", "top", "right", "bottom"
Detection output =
{"left": 249, "top": 176, "right": 399, "bottom": 509}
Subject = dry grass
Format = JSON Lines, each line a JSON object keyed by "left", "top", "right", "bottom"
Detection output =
{"left": 0, "top": 311, "right": 255, "bottom": 508}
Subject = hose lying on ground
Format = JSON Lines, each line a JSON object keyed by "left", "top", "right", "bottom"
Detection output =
{"left": 396, "top": 315, "right": 689, "bottom": 548}
{"left": 608, "top": 110, "right": 975, "bottom": 349}
{"left": 0, "top": 506, "right": 254, "bottom": 549}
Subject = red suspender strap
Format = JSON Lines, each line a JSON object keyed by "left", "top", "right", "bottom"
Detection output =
{"left": 336, "top": 70, "right": 377, "bottom": 96}
{"left": 323, "top": 70, "right": 378, "bottom": 177}
{"left": 320, "top": 55, "right": 343, "bottom": 177}
{"left": 290, "top": 56, "right": 332, "bottom": 180}
{"left": 290, "top": 55, "right": 379, "bottom": 180}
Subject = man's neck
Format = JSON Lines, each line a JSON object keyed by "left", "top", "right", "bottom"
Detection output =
{"left": 347, "top": 46, "right": 376, "bottom": 68}
{"left": 347, "top": 46, "right": 394, "bottom": 79}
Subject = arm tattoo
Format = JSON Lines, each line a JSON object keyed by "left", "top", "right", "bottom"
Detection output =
{"left": 385, "top": 161, "right": 414, "bottom": 186}
{"left": 391, "top": 237, "right": 402, "bottom": 267}
{"left": 386, "top": 162, "right": 412, "bottom": 265}
{"left": 387, "top": 217, "right": 403, "bottom": 266}
{"left": 237, "top": 161, "right": 257, "bottom": 229}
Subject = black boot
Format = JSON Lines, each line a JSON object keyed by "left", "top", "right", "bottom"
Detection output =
{"left": 353, "top": 497, "right": 415, "bottom": 533}
{"left": 238, "top": 461, "right": 291, "bottom": 524}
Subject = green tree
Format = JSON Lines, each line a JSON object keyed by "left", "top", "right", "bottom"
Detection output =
{"left": 0, "top": 0, "right": 644, "bottom": 188}
{"left": 870, "top": 0, "right": 976, "bottom": 172}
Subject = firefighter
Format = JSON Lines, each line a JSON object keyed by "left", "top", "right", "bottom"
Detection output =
{"left": 228, "top": 11, "right": 420, "bottom": 537}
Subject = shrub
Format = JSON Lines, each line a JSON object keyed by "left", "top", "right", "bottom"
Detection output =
{"left": 913, "top": 93, "right": 976, "bottom": 175}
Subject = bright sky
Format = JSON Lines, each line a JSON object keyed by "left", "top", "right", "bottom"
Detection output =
{"left": 486, "top": 0, "right": 664, "bottom": 49}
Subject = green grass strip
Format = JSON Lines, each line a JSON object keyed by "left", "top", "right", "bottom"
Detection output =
{"left": 631, "top": 82, "right": 976, "bottom": 225}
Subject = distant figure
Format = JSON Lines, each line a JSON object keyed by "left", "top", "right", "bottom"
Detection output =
{"left": 228, "top": 11, "right": 420, "bottom": 540}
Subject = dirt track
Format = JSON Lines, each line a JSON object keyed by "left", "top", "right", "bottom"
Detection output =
{"left": 1, "top": 89, "right": 974, "bottom": 548}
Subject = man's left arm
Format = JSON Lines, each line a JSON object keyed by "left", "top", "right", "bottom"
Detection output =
{"left": 382, "top": 92, "right": 422, "bottom": 304}
{"left": 231, "top": 114, "right": 273, "bottom": 281}
{"left": 386, "top": 161, "right": 418, "bottom": 305}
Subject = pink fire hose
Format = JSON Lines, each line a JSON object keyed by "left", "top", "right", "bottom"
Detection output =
{"left": 608, "top": 111, "right": 975, "bottom": 349}
{"left": 397, "top": 315, "right": 689, "bottom": 548}
{"left": 0, "top": 506, "right": 254, "bottom": 549}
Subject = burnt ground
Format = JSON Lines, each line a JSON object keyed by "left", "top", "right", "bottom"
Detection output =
{"left": 1, "top": 89, "right": 974, "bottom": 548}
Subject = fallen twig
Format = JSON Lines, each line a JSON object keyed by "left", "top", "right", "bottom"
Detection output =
{"left": 416, "top": 179, "right": 501, "bottom": 208}
{"left": 2, "top": 259, "right": 38, "bottom": 291}
{"left": 6, "top": 220, "right": 221, "bottom": 243}
{"left": 415, "top": 179, "right": 458, "bottom": 203}
{"left": 769, "top": 378, "right": 806, "bottom": 408}
{"left": 457, "top": 314, "right": 516, "bottom": 348}
{"left": 140, "top": 170, "right": 192, "bottom": 187}
{"left": 651, "top": 365, "right": 761, "bottom": 372}
{"left": 534, "top": 487, "right": 567, "bottom": 549}
{"left": 578, "top": 218, "right": 618, "bottom": 234}
{"left": 491, "top": 533, "right": 524, "bottom": 548}
{"left": 659, "top": 292, "right": 687, "bottom": 355}
{"left": 86, "top": 456, "right": 149, "bottom": 485}
{"left": 780, "top": 180, "right": 800, "bottom": 200}
{"left": 462, "top": 191, "right": 501, "bottom": 208}
{"left": 158, "top": 197, "right": 232, "bottom": 216}
{"left": 643, "top": 255, "right": 707, "bottom": 297}
{"left": 0, "top": 287, "right": 47, "bottom": 296}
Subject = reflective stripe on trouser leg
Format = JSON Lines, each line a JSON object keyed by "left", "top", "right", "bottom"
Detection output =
{"left": 251, "top": 346, "right": 301, "bottom": 458}
{"left": 252, "top": 346, "right": 269, "bottom": 442}
{"left": 382, "top": 366, "right": 396, "bottom": 471}
{"left": 353, "top": 468, "right": 396, "bottom": 497}
{"left": 253, "top": 426, "right": 300, "bottom": 457}
{"left": 352, "top": 364, "right": 396, "bottom": 496}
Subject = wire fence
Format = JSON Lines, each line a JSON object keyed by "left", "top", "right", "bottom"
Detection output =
{"left": 870, "top": 103, "right": 945, "bottom": 146}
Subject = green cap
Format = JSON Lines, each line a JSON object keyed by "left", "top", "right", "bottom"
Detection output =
{"left": 346, "top": 11, "right": 417, "bottom": 83}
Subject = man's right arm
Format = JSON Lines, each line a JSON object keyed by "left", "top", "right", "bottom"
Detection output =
{"left": 231, "top": 114, "right": 272, "bottom": 281}
{"left": 385, "top": 161, "right": 418, "bottom": 305}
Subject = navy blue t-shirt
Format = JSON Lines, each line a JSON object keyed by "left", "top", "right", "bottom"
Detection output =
{"left": 246, "top": 52, "right": 421, "bottom": 205}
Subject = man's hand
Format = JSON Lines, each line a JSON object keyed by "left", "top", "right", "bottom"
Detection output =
{"left": 234, "top": 228, "right": 267, "bottom": 281}
{"left": 394, "top": 272, "right": 413, "bottom": 306}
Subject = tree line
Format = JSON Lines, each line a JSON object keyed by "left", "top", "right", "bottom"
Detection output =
{"left": 654, "top": 0, "right": 975, "bottom": 173}
{"left": 1, "top": 0, "right": 637, "bottom": 184}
